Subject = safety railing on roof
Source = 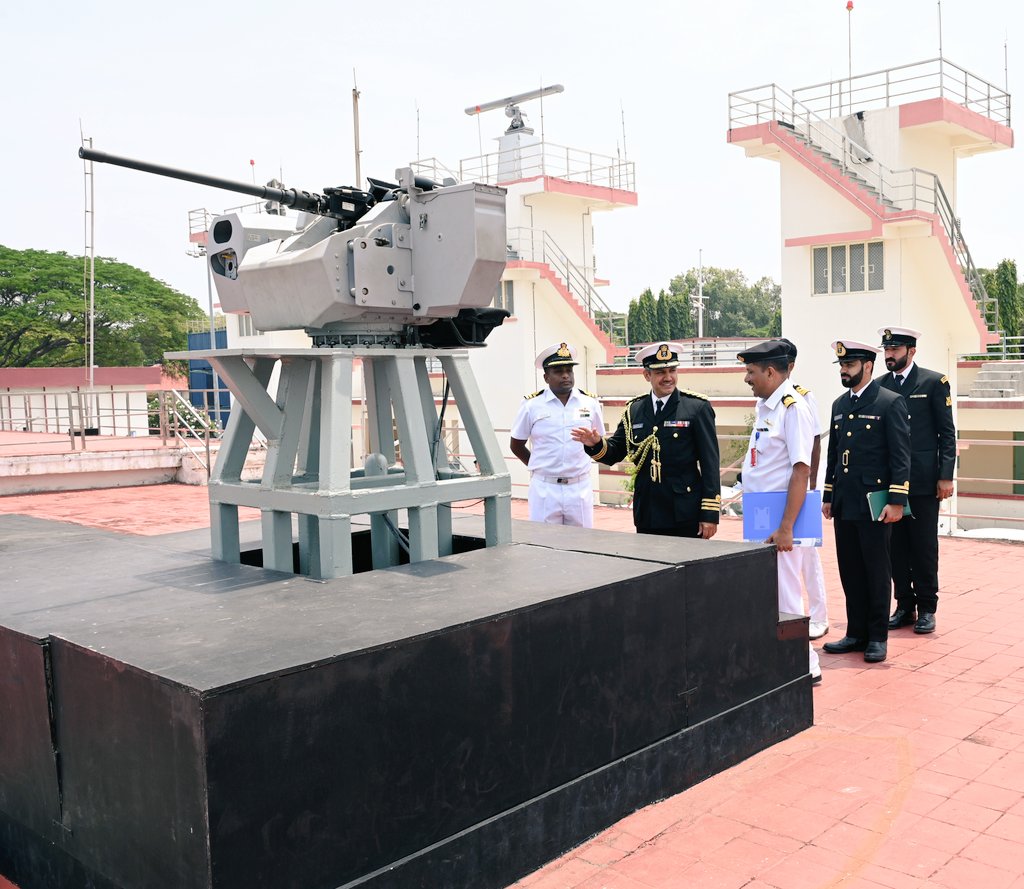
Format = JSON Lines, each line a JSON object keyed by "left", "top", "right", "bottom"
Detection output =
{"left": 791, "top": 57, "right": 1011, "bottom": 127}
{"left": 728, "top": 83, "right": 999, "bottom": 335}
{"left": 959, "top": 336, "right": 1024, "bottom": 362}
{"left": 413, "top": 140, "right": 635, "bottom": 191}
{"left": 0, "top": 386, "right": 223, "bottom": 473}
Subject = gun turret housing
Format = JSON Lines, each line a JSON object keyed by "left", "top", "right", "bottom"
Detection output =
{"left": 79, "top": 148, "right": 508, "bottom": 346}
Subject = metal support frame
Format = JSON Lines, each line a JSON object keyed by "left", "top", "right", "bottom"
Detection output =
{"left": 167, "top": 347, "right": 512, "bottom": 579}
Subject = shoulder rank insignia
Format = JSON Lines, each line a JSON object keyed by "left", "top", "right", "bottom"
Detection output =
{"left": 524, "top": 389, "right": 543, "bottom": 399}
{"left": 782, "top": 394, "right": 796, "bottom": 408}
{"left": 945, "top": 396, "right": 952, "bottom": 407}
{"left": 793, "top": 384, "right": 810, "bottom": 396}
{"left": 578, "top": 388, "right": 597, "bottom": 398}
{"left": 940, "top": 375, "right": 949, "bottom": 385}
{"left": 678, "top": 389, "right": 709, "bottom": 401}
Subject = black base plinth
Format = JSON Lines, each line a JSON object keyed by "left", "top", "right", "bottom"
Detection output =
{"left": 0, "top": 514, "right": 809, "bottom": 889}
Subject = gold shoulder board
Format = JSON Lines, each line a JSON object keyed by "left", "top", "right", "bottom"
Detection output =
{"left": 794, "top": 384, "right": 809, "bottom": 396}
{"left": 782, "top": 394, "right": 796, "bottom": 408}
{"left": 940, "top": 375, "right": 949, "bottom": 385}
{"left": 678, "top": 389, "right": 709, "bottom": 401}
{"left": 525, "top": 389, "right": 544, "bottom": 399}
{"left": 579, "top": 388, "right": 598, "bottom": 399}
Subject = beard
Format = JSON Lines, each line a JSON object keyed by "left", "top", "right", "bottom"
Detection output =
{"left": 884, "top": 353, "right": 909, "bottom": 372}
{"left": 840, "top": 366, "right": 866, "bottom": 389}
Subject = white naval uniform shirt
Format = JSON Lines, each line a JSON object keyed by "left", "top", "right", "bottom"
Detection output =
{"left": 741, "top": 379, "right": 815, "bottom": 494}
{"left": 743, "top": 380, "right": 817, "bottom": 624}
{"left": 510, "top": 387, "right": 604, "bottom": 479}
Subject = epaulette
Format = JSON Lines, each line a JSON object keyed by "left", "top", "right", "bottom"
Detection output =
{"left": 578, "top": 388, "right": 598, "bottom": 398}
{"left": 678, "top": 389, "right": 709, "bottom": 401}
{"left": 940, "top": 375, "right": 949, "bottom": 385}
{"left": 524, "top": 390, "right": 544, "bottom": 399}
{"left": 782, "top": 394, "right": 797, "bottom": 408}
{"left": 793, "top": 384, "right": 810, "bottom": 396}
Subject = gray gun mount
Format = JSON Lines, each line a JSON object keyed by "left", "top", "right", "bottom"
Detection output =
{"left": 79, "top": 148, "right": 509, "bottom": 347}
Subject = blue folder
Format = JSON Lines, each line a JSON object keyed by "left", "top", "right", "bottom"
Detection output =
{"left": 742, "top": 490, "right": 823, "bottom": 547}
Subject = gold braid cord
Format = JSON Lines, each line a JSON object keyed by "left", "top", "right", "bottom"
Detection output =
{"left": 623, "top": 402, "right": 662, "bottom": 483}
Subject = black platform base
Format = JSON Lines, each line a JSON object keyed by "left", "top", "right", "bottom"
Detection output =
{"left": 0, "top": 514, "right": 811, "bottom": 889}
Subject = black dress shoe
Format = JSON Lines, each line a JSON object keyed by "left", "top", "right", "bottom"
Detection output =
{"left": 864, "top": 641, "right": 888, "bottom": 662}
{"left": 822, "top": 636, "right": 867, "bottom": 654}
{"left": 888, "top": 608, "right": 916, "bottom": 629}
{"left": 914, "top": 612, "right": 936, "bottom": 634}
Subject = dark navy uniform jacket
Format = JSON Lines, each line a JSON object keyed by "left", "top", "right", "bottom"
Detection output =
{"left": 823, "top": 380, "right": 912, "bottom": 521}
{"left": 878, "top": 365, "right": 956, "bottom": 495}
{"left": 586, "top": 388, "right": 721, "bottom": 529}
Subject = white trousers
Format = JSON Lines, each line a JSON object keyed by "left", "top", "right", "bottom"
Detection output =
{"left": 799, "top": 546, "right": 828, "bottom": 624}
{"left": 528, "top": 476, "right": 594, "bottom": 528}
{"left": 778, "top": 548, "right": 820, "bottom": 677}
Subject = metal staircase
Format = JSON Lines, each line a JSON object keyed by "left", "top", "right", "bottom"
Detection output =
{"left": 506, "top": 226, "right": 626, "bottom": 345}
{"left": 729, "top": 81, "right": 1002, "bottom": 339}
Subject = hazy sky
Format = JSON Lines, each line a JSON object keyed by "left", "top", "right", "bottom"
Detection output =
{"left": 1, "top": 1, "right": 1019, "bottom": 314}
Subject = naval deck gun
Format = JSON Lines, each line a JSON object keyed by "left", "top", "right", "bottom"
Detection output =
{"left": 80, "top": 147, "right": 512, "bottom": 578}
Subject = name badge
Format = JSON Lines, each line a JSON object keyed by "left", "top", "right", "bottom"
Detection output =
{"left": 632, "top": 422, "right": 645, "bottom": 429}
{"left": 833, "top": 414, "right": 842, "bottom": 420}
{"left": 909, "top": 394, "right": 927, "bottom": 399}
{"left": 859, "top": 414, "right": 881, "bottom": 420}
{"left": 664, "top": 420, "right": 690, "bottom": 428}
{"left": 577, "top": 409, "right": 592, "bottom": 418}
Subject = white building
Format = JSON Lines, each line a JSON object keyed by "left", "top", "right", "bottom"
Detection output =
{"left": 728, "top": 57, "right": 1017, "bottom": 529}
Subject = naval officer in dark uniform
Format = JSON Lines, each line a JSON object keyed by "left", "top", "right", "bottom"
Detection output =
{"left": 821, "top": 340, "right": 911, "bottom": 663}
{"left": 571, "top": 342, "right": 721, "bottom": 538}
{"left": 878, "top": 326, "right": 956, "bottom": 635}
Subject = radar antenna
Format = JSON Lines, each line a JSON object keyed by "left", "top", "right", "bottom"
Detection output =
{"left": 464, "top": 84, "right": 564, "bottom": 135}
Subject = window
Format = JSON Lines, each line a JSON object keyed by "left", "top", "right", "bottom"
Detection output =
{"left": 493, "top": 280, "right": 514, "bottom": 315}
{"left": 812, "top": 242, "right": 884, "bottom": 294}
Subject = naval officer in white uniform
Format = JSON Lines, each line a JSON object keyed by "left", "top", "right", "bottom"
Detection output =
{"left": 738, "top": 340, "right": 821, "bottom": 683}
{"left": 510, "top": 343, "right": 604, "bottom": 528}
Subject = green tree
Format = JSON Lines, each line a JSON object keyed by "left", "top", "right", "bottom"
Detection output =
{"left": 627, "top": 287, "right": 658, "bottom": 344}
{"left": 655, "top": 289, "right": 670, "bottom": 340}
{"left": 668, "top": 267, "right": 780, "bottom": 338}
{"left": 666, "top": 292, "right": 695, "bottom": 340}
{"left": 981, "top": 259, "right": 1020, "bottom": 340}
{"left": 0, "top": 246, "right": 204, "bottom": 368}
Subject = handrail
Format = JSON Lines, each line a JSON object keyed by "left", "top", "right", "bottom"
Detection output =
{"left": 728, "top": 83, "right": 998, "bottom": 334}
{"left": 506, "top": 226, "right": 625, "bottom": 343}
{"left": 168, "top": 390, "right": 215, "bottom": 476}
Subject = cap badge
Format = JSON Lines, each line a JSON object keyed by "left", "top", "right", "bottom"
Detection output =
{"left": 883, "top": 329, "right": 892, "bottom": 340}
{"left": 655, "top": 343, "right": 672, "bottom": 362}
{"left": 556, "top": 343, "right": 571, "bottom": 358}
{"left": 835, "top": 342, "right": 847, "bottom": 357}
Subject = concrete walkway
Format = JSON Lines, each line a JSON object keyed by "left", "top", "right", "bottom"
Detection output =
{"left": 1, "top": 485, "right": 1022, "bottom": 888}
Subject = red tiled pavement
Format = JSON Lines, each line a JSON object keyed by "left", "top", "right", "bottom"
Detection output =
{"left": 2, "top": 484, "right": 1024, "bottom": 888}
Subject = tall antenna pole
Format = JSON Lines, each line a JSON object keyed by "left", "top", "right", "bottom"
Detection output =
{"left": 415, "top": 100, "right": 421, "bottom": 160}
{"left": 938, "top": 0, "right": 943, "bottom": 57}
{"left": 847, "top": 1, "right": 854, "bottom": 82}
{"left": 620, "top": 101, "right": 628, "bottom": 159}
{"left": 80, "top": 125, "right": 96, "bottom": 394}
{"left": 352, "top": 69, "right": 362, "bottom": 185}
{"left": 697, "top": 249, "right": 705, "bottom": 339}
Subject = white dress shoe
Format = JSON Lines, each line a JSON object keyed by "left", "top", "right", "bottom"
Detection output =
{"left": 808, "top": 620, "right": 829, "bottom": 640}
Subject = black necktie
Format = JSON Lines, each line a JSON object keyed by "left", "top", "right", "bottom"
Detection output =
{"left": 895, "top": 374, "right": 904, "bottom": 387}
{"left": 654, "top": 399, "right": 665, "bottom": 423}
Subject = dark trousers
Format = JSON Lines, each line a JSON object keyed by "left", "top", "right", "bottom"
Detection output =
{"left": 639, "top": 522, "right": 700, "bottom": 539}
{"left": 890, "top": 493, "right": 940, "bottom": 613}
{"left": 834, "top": 518, "right": 892, "bottom": 642}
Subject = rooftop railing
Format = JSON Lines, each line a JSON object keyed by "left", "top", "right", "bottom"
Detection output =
{"left": 413, "top": 141, "right": 635, "bottom": 191}
{"left": 791, "top": 57, "right": 1011, "bottom": 126}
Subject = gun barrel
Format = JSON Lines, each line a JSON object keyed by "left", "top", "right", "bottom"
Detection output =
{"left": 78, "top": 147, "right": 326, "bottom": 215}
